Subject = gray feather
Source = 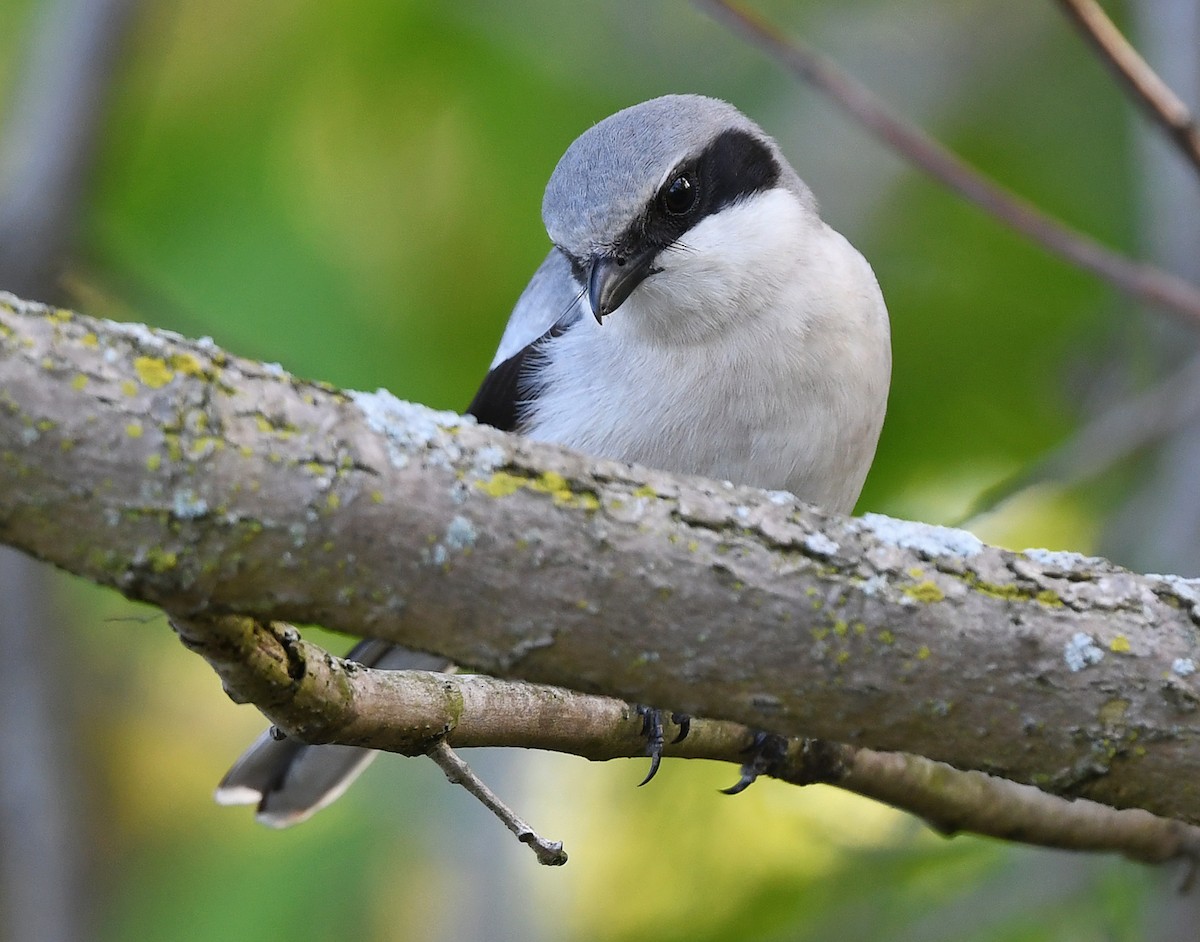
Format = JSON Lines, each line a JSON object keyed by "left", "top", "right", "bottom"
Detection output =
{"left": 489, "top": 248, "right": 583, "bottom": 368}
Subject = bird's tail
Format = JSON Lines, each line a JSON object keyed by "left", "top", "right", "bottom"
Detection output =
{"left": 215, "top": 639, "right": 451, "bottom": 828}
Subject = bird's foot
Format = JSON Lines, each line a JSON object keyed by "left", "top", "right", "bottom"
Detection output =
{"left": 721, "top": 731, "right": 790, "bottom": 795}
{"left": 635, "top": 706, "right": 691, "bottom": 786}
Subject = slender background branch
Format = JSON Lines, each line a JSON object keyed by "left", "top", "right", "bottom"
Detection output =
{"left": 1054, "top": 0, "right": 1200, "bottom": 177}
{"left": 695, "top": 0, "right": 1200, "bottom": 328}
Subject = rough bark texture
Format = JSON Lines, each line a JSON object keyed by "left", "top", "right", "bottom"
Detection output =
{"left": 174, "top": 611, "right": 1200, "bottom": 865}
{"left": 3, "top": 291, "right": 1200, "bottom": 824}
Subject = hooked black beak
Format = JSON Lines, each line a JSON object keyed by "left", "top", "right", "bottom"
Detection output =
{"left": 587, "top": 250, "right": 658, "bottom": 324}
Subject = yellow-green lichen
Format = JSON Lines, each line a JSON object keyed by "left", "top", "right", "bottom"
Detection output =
{"left": 529, "top": 470, "right": 569, "bottom": 495}
{"left": 71, "top": 373, "right": 88, "bottom": 391}
{"left": 134, "top": 356, "right": 174, "bottom": 389}
{"left": 833, "top": 619, "right": 849, "bottom": 637}
{"left": 878, "top": 630, "right": 895, "bottom": 645}
{"left": 80, "top": 331, "right": 98, "bottom": 348}
{"left": 904, "top": 580, "right": 945, "bottom": 603}
{"left": 326, "top": 492, "right": 341, "bottom": 510}
{"left": 475, "top": 469, "right": 599, "bottom": 510}
{"left": 632, "top": 484, "right": 657, "bottom": 499}
{"left": 146, "top": 454, "right": 162, "bottom": 472}
{"left": 168, "top": 352, "right": 205, "bottom": 377}
{"left": 120, "top": 379, "right": 137, "bottom": 397}
{"left": 916, "top": 645, "right": 931, "bottom": 660}
{"left": 125, "top": 422, "right": 143, "bottom": 438}
{"left": 1109, "top": 635, "right": 1131, "bottom": 653}
{"left": 1098, "top": 698, "right": 1130, "bottom": 728}
{"left": 146, "top": 547, "right": 177, "bottom": 573}
{"left": 254, "top": 414, "right": 297, "bottom": 437}
{"left": 476, "top": 471, "right": 526, "bottom": 498}
{"left": 371, "top": 490, "right": 384, "bottom": 504}
{"left": 962, "top": 572, "right": 1062, "bottom": 607}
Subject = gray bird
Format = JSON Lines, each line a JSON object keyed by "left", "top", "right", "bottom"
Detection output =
{"left": 216, "top": 93, "right": 891, "bottom": 826}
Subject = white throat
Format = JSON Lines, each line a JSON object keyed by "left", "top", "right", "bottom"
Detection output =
{"left": 525, "top": 186, "right": 891, "bottom": 513}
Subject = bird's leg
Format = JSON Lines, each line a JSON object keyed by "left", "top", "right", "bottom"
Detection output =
{"left": 635, "top": 707, "right": 692, "bottom": 786}
{"left": 721, "top": 731, "right": 790, "bottom": 795}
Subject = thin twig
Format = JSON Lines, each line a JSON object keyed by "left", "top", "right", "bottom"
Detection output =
{"left": 694, "top": 0, "right": 1200, "bottom": 329}
{"left": 426, "top": 741, "right": 568, "bottom": 867}
{"left": 1053, "top": 0, "right": 1200, "bottom": 177}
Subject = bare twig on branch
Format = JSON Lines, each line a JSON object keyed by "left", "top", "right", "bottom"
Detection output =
{"left": 426, "top": 742, "right": 568, "bottom": 867}
{"left": 1053, "top": 0, "right": 1200, "bottom": 178}
{"left": 171, "top": 612, "right": 1200, "bottom": 867}
{"left": 694, "top": 0, "right": 1200, "bottom": 328}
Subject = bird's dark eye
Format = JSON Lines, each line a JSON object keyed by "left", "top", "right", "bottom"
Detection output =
{"left": 660, "top": 171, "right": 698, "bottom": 216}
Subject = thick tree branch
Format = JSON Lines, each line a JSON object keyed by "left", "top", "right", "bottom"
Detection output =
{"left": 3, "top": 291, "right": 1200, "bottom": 828}
{"left": 171, "top": 611, "right": 1200, "bottom": 867}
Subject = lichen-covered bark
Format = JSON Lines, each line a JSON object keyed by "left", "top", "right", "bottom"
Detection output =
{"left": 2, "top": 290, "right": 1200, "bottom": 823}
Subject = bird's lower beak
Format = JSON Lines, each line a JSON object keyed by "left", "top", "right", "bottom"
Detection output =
{"left": 587, "top": 250, "right": 658, "bottom": 324}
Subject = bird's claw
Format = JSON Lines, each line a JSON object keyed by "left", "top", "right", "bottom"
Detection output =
{"left": 670, "top": 712, "right": 690, "bottom": 744}
{"left": 636, "top": 707, "right": 692, "bottom": 786}
{"left": 720, "top": 731, "right": 789, "bottom": 795}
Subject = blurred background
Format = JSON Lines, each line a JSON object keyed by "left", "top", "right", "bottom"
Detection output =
{"left": 1, "top": 1, "right": 1198, "bottom": 940}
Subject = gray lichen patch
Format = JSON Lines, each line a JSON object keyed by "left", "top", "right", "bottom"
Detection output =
{"left": 350, "top": 388, "right": 470, "bottom": 470}
{"left": 857, "top": 513, "right": 983, "bottom": 559}
{"left": 1064, "top": 632, "right": 1105, "bottom": 672}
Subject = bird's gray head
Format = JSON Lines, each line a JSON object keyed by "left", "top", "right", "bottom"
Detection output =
{"left": 542, "top": 94, "right": 816, "bottom": 324}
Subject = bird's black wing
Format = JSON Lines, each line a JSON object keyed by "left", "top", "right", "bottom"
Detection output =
{"left": 466, "top": 321, "right": 571, "bottom": 431}
{"left": 467, "top": 248, "right": 583, "bottom": 431}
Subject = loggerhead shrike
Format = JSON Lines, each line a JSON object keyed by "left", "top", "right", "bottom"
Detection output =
{"left": 217, "top": 94, "right": 891, "bottom": 826}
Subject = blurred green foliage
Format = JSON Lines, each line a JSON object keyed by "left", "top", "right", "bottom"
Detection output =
{"left": 3, "top": 0, "right": 1187, "bottom": 939}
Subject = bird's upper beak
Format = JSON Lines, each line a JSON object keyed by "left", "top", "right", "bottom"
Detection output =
{"left": 587, "top": 249, "right": 658, "bottom": 324}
